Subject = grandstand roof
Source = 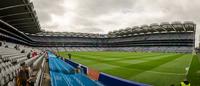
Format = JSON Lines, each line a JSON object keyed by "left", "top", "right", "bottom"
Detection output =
{"left": 0, "top": 0, "right": 41, "bottom": 34}
{"left": 27, "top": 21, "right": 195, "bottom": 38}
{"left": 108, "top": 21, "right": 195, "bottom": 37}
{"left": 29, "top": 32, "right": 108, "bottom": 38}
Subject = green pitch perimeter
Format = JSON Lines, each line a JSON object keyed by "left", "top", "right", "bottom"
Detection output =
{"left": 58, "top": 52, "right": 199, "bottom": 86}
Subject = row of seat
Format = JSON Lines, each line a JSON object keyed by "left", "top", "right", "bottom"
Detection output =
{"left": 44, "top": 46, "right": 193, "bottom": 53}
{"left": 0, "top": 64, "right": 20, "bottom": 86}
{"left": 1, "top": 54, "right": 27, "bottom": 63}
{"left": 0, "top": 62, "right": 12, "bottom": 70}
{"left": 0, "top": 53, "right": 45, "bottom": 86}
{"left": 48, "top": 53, "right": 74, "bottom": 74}
{"left": 0, "top": 43, "right": 44, "bottom": 86}
{"left": 48, "top": 52, "right": 102, "bottom": 86}
{"left": 10, "top": 54, "right": 27, "bottom": 62}
{"left": 0, "top": 49, "right": 22, "bottom": 86}
{"left": 0, "top": 48, "right": 19, "bottom": 56}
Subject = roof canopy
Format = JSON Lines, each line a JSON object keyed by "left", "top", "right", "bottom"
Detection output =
{"left": 0, "top": 0, "right": 41, "bottom": 33}
{"left": 108, "top": 21, "right": 195, "bottom": 37}
{"left": 28, "top": 21, "right": 195, "bottom": 38}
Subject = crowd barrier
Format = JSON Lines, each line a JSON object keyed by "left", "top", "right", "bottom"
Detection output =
{"left": 64, "top": 59, "right": 149, "bottom": 86}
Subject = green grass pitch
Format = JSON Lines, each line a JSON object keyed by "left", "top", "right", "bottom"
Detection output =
{"left": 58, "top": 51, "right": 200, "bottom": 86}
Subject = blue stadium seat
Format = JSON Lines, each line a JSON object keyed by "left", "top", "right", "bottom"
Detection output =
{"left": 48, "top": 52, "right": 102, "bottom": 86}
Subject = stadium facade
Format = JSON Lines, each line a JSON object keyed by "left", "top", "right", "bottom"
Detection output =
{"left": 29, "top": 22, "right": 195, "bottom": 53}
{"left": 1, "top": 19, "right": 196, "bottom": 53}
{"left": 0, "top": 0, "right": 196, "bottom": 53}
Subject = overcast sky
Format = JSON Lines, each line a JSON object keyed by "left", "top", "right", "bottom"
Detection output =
{"left": 32, "top": 0, "right": 200, "bottom": 47}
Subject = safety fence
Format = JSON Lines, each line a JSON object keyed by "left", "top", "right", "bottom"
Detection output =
{"left": 64, "top": 58, "right": 149, "bottom": 86}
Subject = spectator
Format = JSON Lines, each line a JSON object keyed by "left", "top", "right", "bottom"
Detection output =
{"left": 14, "top": 45, "right": 17, "bottom": 50}
{"left": 27, "top": 76, "right": 35, "bottom": 86}
{"left": 32, "top": 51, "right": 38, "bottom": 58}
{"left": 75, "top": 64, "right": 82, "bottom": 73}
{"left": 18, "top": 62, "right": 30, "bottom": 86}
{"left": 26, "top": 66, "right": 34, "bottom": 86}
{"left": 68, "top": 53, "right": 71, "bottom": 60}
{"left": 21, "top": 49, "right": 26, "bottom": 53}
{"left": 180, "top": 79, "right": 190, "bottom": 86}
{"left": 27, "top": 51, "right": 32, "bottom": 59}
{"left": 14, "top": 45, "right": 20, "bottom": 50}
{"left": 5, "top": 45, "right": 8, "bottom": 48}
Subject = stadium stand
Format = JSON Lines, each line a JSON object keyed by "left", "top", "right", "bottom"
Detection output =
{"left": 0, "top": 41, "right": 45, "bottom": 86}
{"left": 48, "top": 52, "right": 103, "bottom": 86}
{"left": 0, "top": 0, "right": 197, "bottom": 86}
{"left": 27, "top": 21, "right": 195, "bottom": 53}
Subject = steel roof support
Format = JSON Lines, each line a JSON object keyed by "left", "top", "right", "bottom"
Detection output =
{"left": 182, "top": 24, "right": 187, "bottom": 31}
{"left": 170, "top": 24, "right": 177, "bottom": 31}
{"left": 0, "top": 12, "right": 33, "bottom": 18}
{"left": 0, "top": 4, "right": 30, "bottom": 11}
{"left": 6, "top": 18, "right": 33, "bottom": 22}
{"left": 12, "top": 22, "right": 34, "bottom": 25}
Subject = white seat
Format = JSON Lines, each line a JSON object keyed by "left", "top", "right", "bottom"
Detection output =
{"left": 12, "top": 78, "right": 16, "bottom": 86}
{"left": 1, "top": 69, "right": 6, "bottom": 86}
{"left": 7, "top": 81, "right": 14, "bottom": 86}
{"left": 4, "top": 68, "right": 10, "bottom": 83}
{"left": 0, "top": 64, "right": 2, "bottom": 69}
{"left": 1, "top": 63, "right": 6, "bottom": 68}
{"left": 17, "top": 57, "right": 27, "bottom": 63}
{"left": 8, "top": 67, "right": 13, "bottom": 81}
{"left": 0, "top": 76, "right": 5, "bottom": 86}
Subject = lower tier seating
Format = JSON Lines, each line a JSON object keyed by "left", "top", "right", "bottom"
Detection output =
{"left": 48, "top": 52, "right": 103, "bottom": 86}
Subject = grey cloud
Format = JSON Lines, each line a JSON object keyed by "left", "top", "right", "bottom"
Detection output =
{"left": 149, "top": 0, "right": 200, "bottom": 23}
{"left": 33, "top": 0, "right": 200, "bottom": 34}
{"left": 42, "top": 24, "right": 59, "bottom": 30}
{"left": 75, "top": 0, "right": 136, "bottom": 17}
{"left": 71, "top": 16, "right": 98, "bottom": 26}
{"left": 74, "top": 27, "right": 104, "bottom": 33}
{"left": 32, "top": 0, "right": 65, "bottom": 23}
